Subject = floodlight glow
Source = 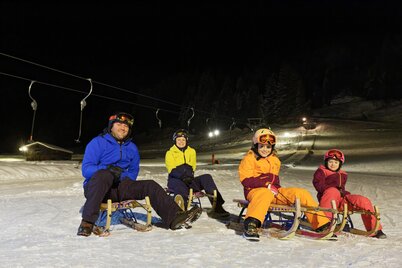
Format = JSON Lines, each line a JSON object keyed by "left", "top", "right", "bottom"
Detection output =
{"left": 19, "top": 146, "right": 28, "bottom": 152}
{"left": 214, "top": 129, "right": 220, "bottom": 136}
{"left": 208, "top": 132, "right": 214, "bottom": 138}
{"left": 302, "top": 117, "right": 307, "bottom": 122}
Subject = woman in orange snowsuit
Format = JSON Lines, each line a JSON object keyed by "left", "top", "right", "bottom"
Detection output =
{"left": 239, "top": 128, "right": 330, "bottom": 240}
{"left": 313, "top": 149, "right": 386, "bottom": 239}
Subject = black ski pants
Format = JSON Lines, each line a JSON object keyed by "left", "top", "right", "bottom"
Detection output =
{"left": 167, "top": 173, "right": 225, "bottom": 208}
{"left": 82, "top": 169, "right": 180, "bottom": 228}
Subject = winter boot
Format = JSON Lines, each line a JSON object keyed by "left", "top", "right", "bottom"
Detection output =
{"left": 77, "top": 220, "right": 94, "bottom": 237}
{"left": 170, "top": 206, "right": 203, "bottom": 230}
{"left": 207, "top": 204, "right": 230, "bottom": 220}
{"left": 243, "top": 217, "right": 261, "bottom": 241}
{"left": 207, "top": 191, "right": 230, "bottom": 220}
{"left": 373, "top": 230, "right": 387, "bottom": 239}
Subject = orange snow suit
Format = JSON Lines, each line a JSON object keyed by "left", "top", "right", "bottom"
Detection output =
{"left": 239, "top": 150, "right": 329, "bottom": 229}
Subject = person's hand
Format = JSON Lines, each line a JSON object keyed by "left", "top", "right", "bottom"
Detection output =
{"left": 107, "top": 165, "right": 123, "bottom": 183}
{"left": 182, "top": 176, "right": 194, "bottom": 187}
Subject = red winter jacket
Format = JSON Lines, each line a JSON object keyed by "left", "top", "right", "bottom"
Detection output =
{"left": 312, "top": 165, "right": 349, "bottom": 201}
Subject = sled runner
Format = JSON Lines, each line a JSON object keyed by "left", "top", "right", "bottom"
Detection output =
{"left": 231, "top": 198, "right": 338, "bottom": 240}
{"left": 273, "top": 201, "right": 338, "bottom": 240}
{"left": 334, "top": 204, "right": 381, "bottom": 236}
{"left": 167, "top": 188, "right": 217, "bottom": 211}
{"left": 274, "top": 202, "right": 381, "bottom": 238}
{"left": 95, "top": 197, "right": 153, "bottom": 236}
{"left": 229, "top": 198, "right": 302, "bottom": 240}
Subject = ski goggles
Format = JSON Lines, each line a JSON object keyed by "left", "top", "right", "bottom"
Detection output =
{"left": 173, "top": 130, "right": 188, "bottom": 141}
{"left": 259, "top": 134, "right": 276, "bottom": 145}
{"left": 175, "top": 131, "right": 187, "bottom": 137}
{"left": 327, "top": 149, "right": 343, "bottom": 159}
{"left": 109, "top": 113, "right": 134, "bottom": 127}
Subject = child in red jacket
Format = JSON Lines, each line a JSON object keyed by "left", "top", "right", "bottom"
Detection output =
{"left": 313, "top": 149, "right": 386, "bottom": 239}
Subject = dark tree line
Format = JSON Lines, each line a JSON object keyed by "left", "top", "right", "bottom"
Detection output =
{"left": 137, "top": 30, "right": 402, "bottom": 131}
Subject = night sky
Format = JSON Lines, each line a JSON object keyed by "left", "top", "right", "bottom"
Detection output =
{"left": 1, "top": 1, "right": 402, "bottom": 153}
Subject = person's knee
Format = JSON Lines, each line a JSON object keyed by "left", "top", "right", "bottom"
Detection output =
{"left": 250, "top": 188, "right": 272, "bottom": 201}
{"left": 205, "top": 174, "right": 213, "bottom": 180}
{"left": 142, "top": 179, "right": 161, "bottom": 189}
{"left": 199, "top": 173, "right": 213, "bottom": 181}
{"left": 354, "top": 195, "right": 372, "bottom": 208}
{"left": 91, "top": 169, "right": 114, "bottom": 184}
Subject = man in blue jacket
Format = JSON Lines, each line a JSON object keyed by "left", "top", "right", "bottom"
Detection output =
{"left": 77, "top": 112, "right": 202, "bottom": 236}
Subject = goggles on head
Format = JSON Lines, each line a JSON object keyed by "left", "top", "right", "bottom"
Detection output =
{"left": 259, "top": 134, "right": 276, "bottom": 145}
{"left": 175, "top": 131, "right": 187, "bottom": 138}
{"left": 173, "top": 129, "right": 188, "bottom": 142}
{"left": 109, "top": 113, "right": 134, "bottom": 127}
{"left": 327, "top": 149, "right": 343, "bottom": 159}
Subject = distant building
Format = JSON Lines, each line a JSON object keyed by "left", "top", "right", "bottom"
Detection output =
{"left": 19, "top": 141, "right": 73, "bottom": 161}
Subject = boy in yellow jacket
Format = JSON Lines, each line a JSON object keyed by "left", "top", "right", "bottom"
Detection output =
{"left": 238, "top": 128, "right": 330, "bottom": 241}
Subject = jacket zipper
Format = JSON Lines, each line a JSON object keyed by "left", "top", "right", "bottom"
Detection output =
{"left": 182, "top": 149, "right": 186, "bottom": 164}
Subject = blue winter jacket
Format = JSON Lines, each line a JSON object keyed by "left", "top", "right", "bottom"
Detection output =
{"left": 81, "top": 133, "right": 140, "bottom": 187}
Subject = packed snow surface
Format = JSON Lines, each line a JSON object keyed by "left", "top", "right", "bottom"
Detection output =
{"left": 1, "top": 119, "right": 402, "bottom": 267}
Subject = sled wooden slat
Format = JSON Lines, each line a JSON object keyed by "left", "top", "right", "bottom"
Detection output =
{"left": 167, "top": 188, "right": 217, "bottom": 211}
{"left": 99, "top": 196, "right": 152, "bottom": 232}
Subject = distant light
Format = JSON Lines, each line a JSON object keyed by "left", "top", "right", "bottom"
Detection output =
{"left": 302, "top": 117, "right": 307, "bottom": 122}
{"left": 282, "top": 131, "right": 296, "bottom": 138}
{"left": 208, "top": 129, "right": 220, "bottom": 138}
{"left": 19, "top": 145, "right": 28, "bottom": 152}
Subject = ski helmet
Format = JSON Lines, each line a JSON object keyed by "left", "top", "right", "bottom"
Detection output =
{"left": 172, "top": 129, "right": 189, "bottom": 142}
{"left": 108, "top": 112, "right": 134, "bottom": 131}
{"left": 324, "top": 149, "right": 345, "bottom": 164}
{"left": 252, "top": 128, "right": 276, "bottom": 146}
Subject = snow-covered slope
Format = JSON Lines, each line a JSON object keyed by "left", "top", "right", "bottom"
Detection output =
{"left": 1, "top": 115, "right": 402, "bottom": 267}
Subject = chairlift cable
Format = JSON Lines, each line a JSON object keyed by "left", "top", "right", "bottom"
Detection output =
{"left": 0, "top": 52, "right": 181, "bottom": 108}
{"left": 1, "top": 69, "right": 249, "bottom": 126}
{"left": 1, "top": 53, "right": 242, "bottom": 123}
{"left": 1, "top": 70, "right": 182, "bottom": 115}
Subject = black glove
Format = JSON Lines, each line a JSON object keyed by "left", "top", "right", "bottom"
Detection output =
{"left": 182, "top": 176, "right": 194, "bottom": 187}
{"left": 107, "top": 165, "right": 123, "bottom": 186}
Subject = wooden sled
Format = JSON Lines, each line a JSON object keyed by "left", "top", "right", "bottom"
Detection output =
{"left": 334, "top": 204, "right": 381, "bottom": 236}
{"left": 232, "top": 198, "right": 338, "bottom": 240}
{"left": 98, "top": 197, "right": 153, "bottom": 234}
{"left": 167, "top": 188, "right": 217, "bottom": 211}
{"left": 231, "top": 198, "right": 302, "bottom": 240}
{"left": 274, "top": 202, "right": 381, "bottom": 238}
